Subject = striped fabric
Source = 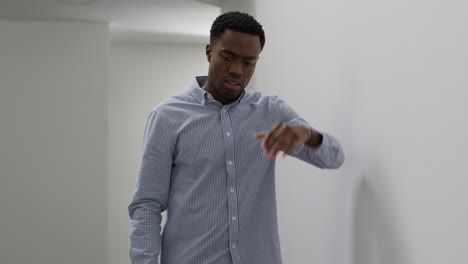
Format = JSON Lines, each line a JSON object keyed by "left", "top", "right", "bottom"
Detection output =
{"left": 128, "top": 76, "right": 345, "bottom": 264}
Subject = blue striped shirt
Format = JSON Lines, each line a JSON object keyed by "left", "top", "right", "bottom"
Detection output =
{"left": 128, "top": 76, "right": 345, "bottom": 264}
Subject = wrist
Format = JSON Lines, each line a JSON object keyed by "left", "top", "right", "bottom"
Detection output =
{"left": 305, "top": 128, "right": 322, "bottom": 147}
{"left": 305, "top": 127, "right": 312, "bottom": 141}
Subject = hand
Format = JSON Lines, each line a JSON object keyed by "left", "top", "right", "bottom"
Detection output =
{"left": 254, "top": 122, "right": 312, "bottom": 159}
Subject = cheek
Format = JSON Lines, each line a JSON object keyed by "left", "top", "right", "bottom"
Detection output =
{"left": 214, "top": 62, "right": 229, "bottom": 75}
{"left": 209, "top": 65, "right": 224, "bottom": 84}
{"left": 209, "top": 62, "right": 220, "bottom": 75}
{"left": 244, "top": 66, "right": 256, "bottom": 77}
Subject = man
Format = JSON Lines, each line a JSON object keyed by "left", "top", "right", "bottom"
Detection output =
{"left": 128, "top": 11, "right": 344, "bottom": 264}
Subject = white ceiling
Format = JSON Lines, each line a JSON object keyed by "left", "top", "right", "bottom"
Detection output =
{"left": 0, "top": 0, "right": 222, "bottom": 43}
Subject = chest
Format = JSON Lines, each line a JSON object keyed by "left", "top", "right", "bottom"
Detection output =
{"left": 172, "top": 107, "right": 275, "bottom": 167}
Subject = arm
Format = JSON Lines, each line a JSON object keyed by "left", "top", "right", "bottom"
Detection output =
{"left": 256, "top": 97, "right": 345, "bottom": 169}
{"left": 128, "top": 109, "right": 174, "bottom": 264}
{"left": 293, "top": 129, "right": 345, "bottom": 169}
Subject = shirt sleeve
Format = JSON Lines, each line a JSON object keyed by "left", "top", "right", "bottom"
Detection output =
{"left": 272, "top": 96, "right": 345, "bottom": 169}
{"left": 128, "top": 109, "right": 174, "bottom": 264}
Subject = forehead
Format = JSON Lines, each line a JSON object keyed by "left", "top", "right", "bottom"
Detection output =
{"left": 213, "top": 29, "right": 262, "bottom": 57}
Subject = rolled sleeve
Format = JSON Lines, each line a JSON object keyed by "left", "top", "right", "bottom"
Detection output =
{"left": 291, "top": 131, "right": 345, "bottom": 169}
{"left": 272, "top": 96, "right": 345, "bottom": 169}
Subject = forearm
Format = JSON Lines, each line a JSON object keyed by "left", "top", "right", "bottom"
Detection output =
{"left": 129, "top": 204, "right": 163, "bottom": 264}
{"left": 271, "top": 97, "right": 344, "bottom": 168}
{"left": 292, "top": 131, "right": 345, "bottom": 169}
{"left": 128, "top": 109, "right": 173, "bottom": 263}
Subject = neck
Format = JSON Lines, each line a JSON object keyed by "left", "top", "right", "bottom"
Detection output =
{"left": 202, "top": 79, "right": 236, "bottom": 105}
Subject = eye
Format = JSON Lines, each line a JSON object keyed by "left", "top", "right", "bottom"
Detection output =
{"left": 223, "top": 56, "right": 233, "bottom": 61}
{"left": 244, "top": 61, "right": 255, "bottom": 66}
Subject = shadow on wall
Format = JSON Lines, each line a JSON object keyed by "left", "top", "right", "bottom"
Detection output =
{"left": 353, "top": 174, "right": 412, "bottom": 264}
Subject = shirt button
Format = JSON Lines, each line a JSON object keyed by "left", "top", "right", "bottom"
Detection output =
{"left": 230, "top": 188, "right": 235, "bottom": 192}
{"left": 226, "top": 132, "right": 231, "bottom": 137}
{"left": 232, "top": 216, "right": 237, "bottom": 221}
{"left": 232, "top": 244, "right": 236, "bottom": 249}
{"left": 228, "top": 160, "right": 233, "bottom": 166}
{"left": 222, "top": 109, "right": 227, "bottom": 113}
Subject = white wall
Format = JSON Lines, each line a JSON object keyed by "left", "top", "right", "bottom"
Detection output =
{"left": 0, "top": 20, "right": 109, "bottom": 264}
{"left": 254, "top": 0, "right": 468, "bottom": 264}
{"left": 349, "top": 1, "right": 468, "bottom": 263}
{"left": 253, "top": 2, "right": 353, "bottom": 263}
{"left": 108, "top": 42, "right": 207, "bottom": 264}
{"left": 3, "top": 1, "right": 466, "bottom": 263}
{"left": 221, "top": 0, "right": 255, "bottom": 14}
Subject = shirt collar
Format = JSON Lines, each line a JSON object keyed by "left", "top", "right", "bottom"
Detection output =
{"left": 189, "top": 76, "right": 208, "bottom": 105}
{"left": 189, "top": 76, "right": 247, "bottom": 106}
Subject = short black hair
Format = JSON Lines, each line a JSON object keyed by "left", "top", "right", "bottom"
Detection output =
{"left": 210, "top": 11, "right": 265, "bottom": 50}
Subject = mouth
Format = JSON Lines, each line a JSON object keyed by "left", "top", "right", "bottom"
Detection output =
{"left": 224, "top": 78, "right": 243, "bottom": 90}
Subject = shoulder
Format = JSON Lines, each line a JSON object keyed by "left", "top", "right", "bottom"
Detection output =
{"left": 147, "top": 90, "right": 199, "bottom": 130}
{"left": 245, "top": 90, "right": 300, "bottom": 122}
{"left": 150, "top": 90, "right": 194, "bottom": 114}
{"left": 244, "top": 89, "right": 287, "bottom": 108}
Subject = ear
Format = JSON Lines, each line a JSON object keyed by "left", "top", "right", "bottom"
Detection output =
{"left": 206, "top": 44, "right": 213, "bottom": 62}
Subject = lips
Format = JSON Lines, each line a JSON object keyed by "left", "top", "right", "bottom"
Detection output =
{"left": 224, "top": 78, "right": 243, "bottom": 90}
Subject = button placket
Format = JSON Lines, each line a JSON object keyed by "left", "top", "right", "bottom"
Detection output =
{"left": 220, "top": 106, "right": 240, "bottom": 258}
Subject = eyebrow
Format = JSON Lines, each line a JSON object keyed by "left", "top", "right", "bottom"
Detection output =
{"left": 221, "top": 49, "right": 258, "bottom": 60}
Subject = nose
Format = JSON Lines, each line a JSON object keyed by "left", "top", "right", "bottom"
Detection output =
{"left": 228, "top": 60, "right": 243, "bottom": 77}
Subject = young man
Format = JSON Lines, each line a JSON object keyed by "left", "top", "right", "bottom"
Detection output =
{"left": 129, "top": 11, "right": 344, "bottom": 264}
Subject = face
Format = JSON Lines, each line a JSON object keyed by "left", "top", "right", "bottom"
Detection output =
{"left": 205, "top": 29, "right": 262, "bottom": 104}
